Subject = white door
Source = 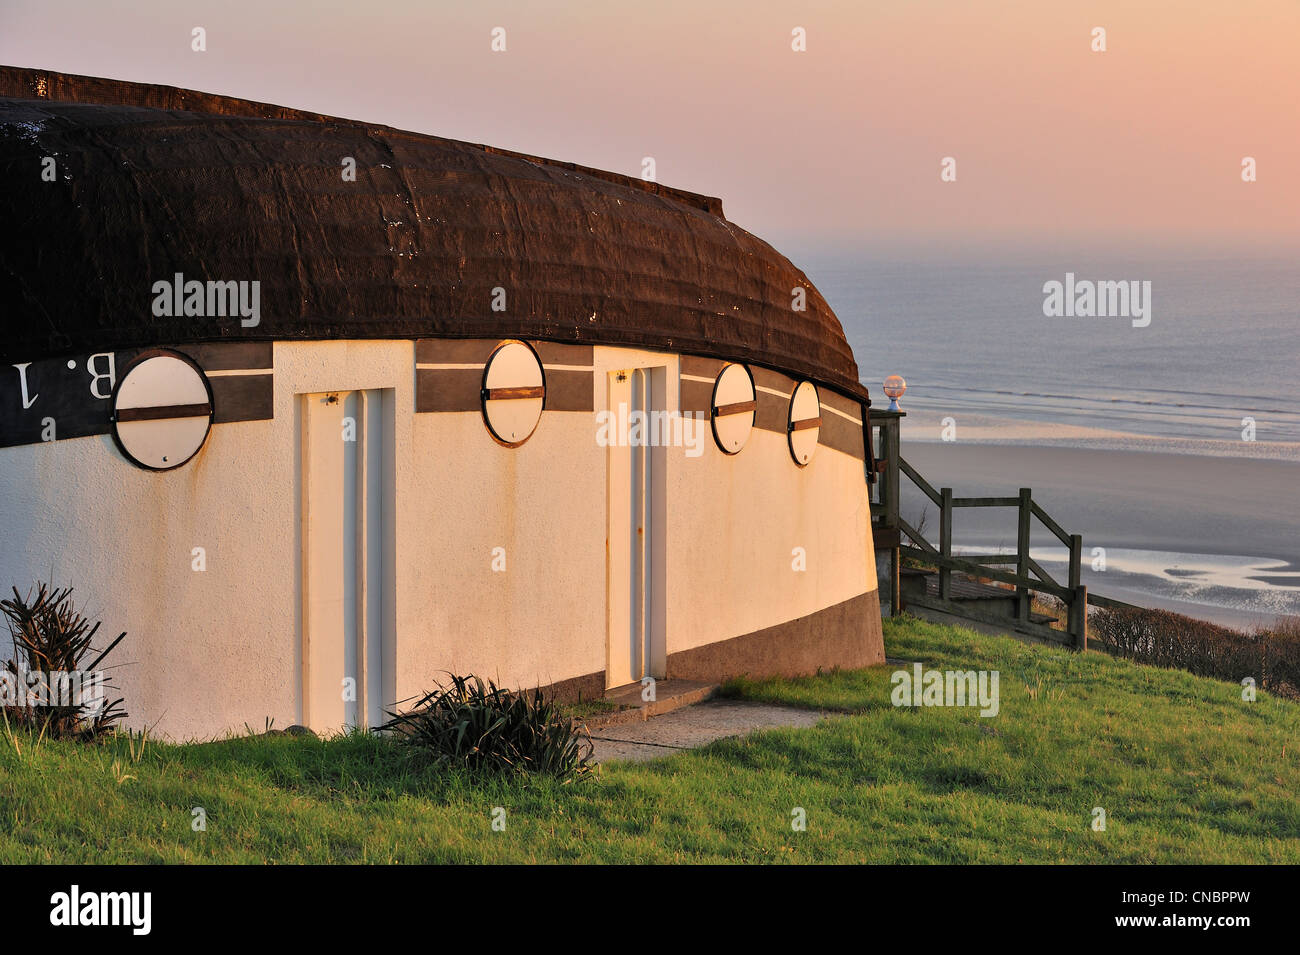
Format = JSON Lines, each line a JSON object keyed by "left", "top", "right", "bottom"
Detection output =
{"left": 300, "top": 389, "right": 394, "bottom": 733}
{"left": 606, "top": 368, "right": 665, "bottom": 689}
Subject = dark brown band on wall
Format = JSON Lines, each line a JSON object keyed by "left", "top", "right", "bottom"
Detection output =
{"left": 418, "top": 339, "right": 504, "bottom": 413}
{"left": 186, "top": 343, "right": 273, "bottom": 424}
{"left": 207, "top": 376, "right": 273, "bottom": 424}
{"left": 416, "top": 367, "right": 482, "bottom": 413}
{"left": 750, "top": 366, "right": 794, "bottom": 394}
{"left": 416, "top": 338, "right": 594, "bottom": 413}
{"left": 415, "top": 338, "right": 498, "bottom": 365}
{"left": 682, "top": 357, "right": 864, "bottom": 458}
{"left": 680, "top": 354, "right": 724, "bottom": 378}
{"left": 0, "top": 341, "right": 271, "bottom": 448}
{"left": 530, "top": 341, "right": 593, "bottom": 366}
{"left": 680, "top": 355, "right": 724, "bottom": 415}
{"left": 754, "top": 389, "right": 789, "bottom": 434}
{"left": 680, "top": 378, "right": 714, "bottom": 415}
{"left": 188, "top": 342, "right": 273, "bottom": 425}
{"left": 182, "top": 341, "right": 272, "bottom": 372}
{"left": 818, "top": 388, "right": 861, "bottom": 420}
{"left": 817, "top": 405, "right": 865, "bottom": 459}
{"left": 532, "top": 342, "right": 593, "bottom": 410}
{"left": 544, "top": 370, "right": 594, "bottom": 411}
{"left": 815, "top": 387, "right": 865, "bottom": 460}
{"left": 750, "top": 366, "right": 794, "bottom": 435}
{"left": 667, "top": 590, "right": 884, "bottom": 682}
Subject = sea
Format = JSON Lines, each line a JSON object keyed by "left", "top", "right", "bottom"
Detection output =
{"left": 807, "top": 251, "right": 1300, "bottom": 446}
{"left": 802, "top": 249, "right": 1300, "bottom": 629}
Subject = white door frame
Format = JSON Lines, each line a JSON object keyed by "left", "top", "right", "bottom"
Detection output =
{"left": 606, "top": 366, "right": 667, "bottom": 689}
{"left": 299, "top": 388, "right": 395, "bottom": 732}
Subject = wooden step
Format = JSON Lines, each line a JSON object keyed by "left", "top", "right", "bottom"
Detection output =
{"left": 919, "top": 572, "right": 1060, "bottom": 627}
{"left": 924, "top": 574, "right": 1013, "bottom": 602}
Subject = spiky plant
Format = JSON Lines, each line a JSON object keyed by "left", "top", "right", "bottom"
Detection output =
{"left": 380, "top": 674, "right": 593, "bottom": 781}
{"left": 1, "top": 583, "right": 127, "bottom": 740}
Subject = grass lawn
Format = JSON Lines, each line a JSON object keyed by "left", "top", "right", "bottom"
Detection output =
{"left": 2, "top": 616, "right": 1297, "bottom": 863}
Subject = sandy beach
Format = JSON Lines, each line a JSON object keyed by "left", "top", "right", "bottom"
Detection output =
{"left": 895, "top": 440, "right": 1300, "bottom": 630}
{"left": 897, "top": 409, "right": 1300, "bottom": 461}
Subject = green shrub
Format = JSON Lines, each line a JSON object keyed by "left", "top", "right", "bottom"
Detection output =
{"left": 1, "top": 583, "right": 127, "bottom": 740}
{"left": 380, "top": 674, "right": 593, "bottom": 781}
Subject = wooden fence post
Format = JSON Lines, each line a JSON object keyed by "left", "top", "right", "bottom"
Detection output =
{"left": 939, "top": 487, "right": 952, "bottom": 600}
{"left": 1017, "top": 488, "right": 1032, "bottom": 623}
{"left": 885, "top": 418, "right": 900, "bottom": 530}
{"left": 1071, "top": 585, "right": 1088, "bottom": 650}
{"left": 885, "top": 418, "right": 900, "bottom": 616}
{"left": 1069, "top": 534, "right": 1082, "bottom": 591}
{"left": 890, "top": 547, "right": 902, "bottom": 617}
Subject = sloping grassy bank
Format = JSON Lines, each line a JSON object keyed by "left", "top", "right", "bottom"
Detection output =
{"left": 2, "top": 616, "right": 1296, "bottom": 863}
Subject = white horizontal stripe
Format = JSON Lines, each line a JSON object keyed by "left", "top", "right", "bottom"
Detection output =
{"left": 205, "top": 368, "right": 272, "bottom": 378}
{"left": 756, "top": 385, "right": 791, "bottom": 400}
{"left": 680, "top": 374, "right": 715, "bottom": 384}
{"left": 820, "top": 403, "right": 862, "bottom": 425}
{"left": 416, "top": 362, "right": 483, "bottom": 370}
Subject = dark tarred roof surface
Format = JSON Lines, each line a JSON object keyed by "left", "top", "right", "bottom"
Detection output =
{"left": 0, "top": 66, "right": 868, "bottom": 403}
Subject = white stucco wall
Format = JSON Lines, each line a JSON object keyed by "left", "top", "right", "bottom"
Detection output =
{"left": 397, "top": 403, "right": 606, "bottom": 706}
{"left": 0, "top": 339, "right": 876, "bottom": 740}
{"left": 587, "top": 347, "right": 876, "bottom": 659}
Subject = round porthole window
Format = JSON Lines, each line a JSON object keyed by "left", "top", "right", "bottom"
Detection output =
{"left": 111, "top": 349, "right": 214, "bottom": 471}
{"left": 481, "top": 341, "right": 545, "bottom": 447}
{"left": 787, "top": 380, "right": 821, "bottom": 466}
{"left": 710, "top": 363, "right": 756, "bottom": 454}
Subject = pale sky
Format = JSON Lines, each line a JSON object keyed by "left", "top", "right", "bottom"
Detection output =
{"left": 2, "top": 0, "right": 1296, "bottom": 255}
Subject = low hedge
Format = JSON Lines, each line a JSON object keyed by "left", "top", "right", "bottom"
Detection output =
{"left": 1090, "top": 606, "right": 1300, "bottom": 698}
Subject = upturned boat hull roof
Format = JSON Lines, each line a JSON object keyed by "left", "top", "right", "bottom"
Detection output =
{"left": 0, "top": 66, "right": 869, "bottom": 404}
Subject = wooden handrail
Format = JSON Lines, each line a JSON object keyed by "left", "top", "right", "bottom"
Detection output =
{"left": 875, "top": 415, "right": 1109, "bottom": 648}
{"left": 1025, "top": 555, "right": 1060, "bottom": 590}
{"left": 897, "top": 517, "right": 938, "bottom": 554}
{"left": 1086, "top": 592, "right": 1141, "bottom": 610}
{"left": 899, "top": 545, "right": 1073, "bottom": 601}
{"left": 1030, "top": 500, "right": 1073, "bottom": 547}
{"left": 898, "top": 456, "right": 942, "bottom": 505}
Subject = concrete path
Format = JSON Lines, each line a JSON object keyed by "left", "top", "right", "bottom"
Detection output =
{"left": 587, "top": 698, "right": 823, "bottom": 764}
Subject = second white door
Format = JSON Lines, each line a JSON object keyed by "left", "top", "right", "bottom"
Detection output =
{"left": 606, "top": 368, "right": 666, "bottom": 689}
{"left": 300, "top": 389, "right": 394, "bottom": 732}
